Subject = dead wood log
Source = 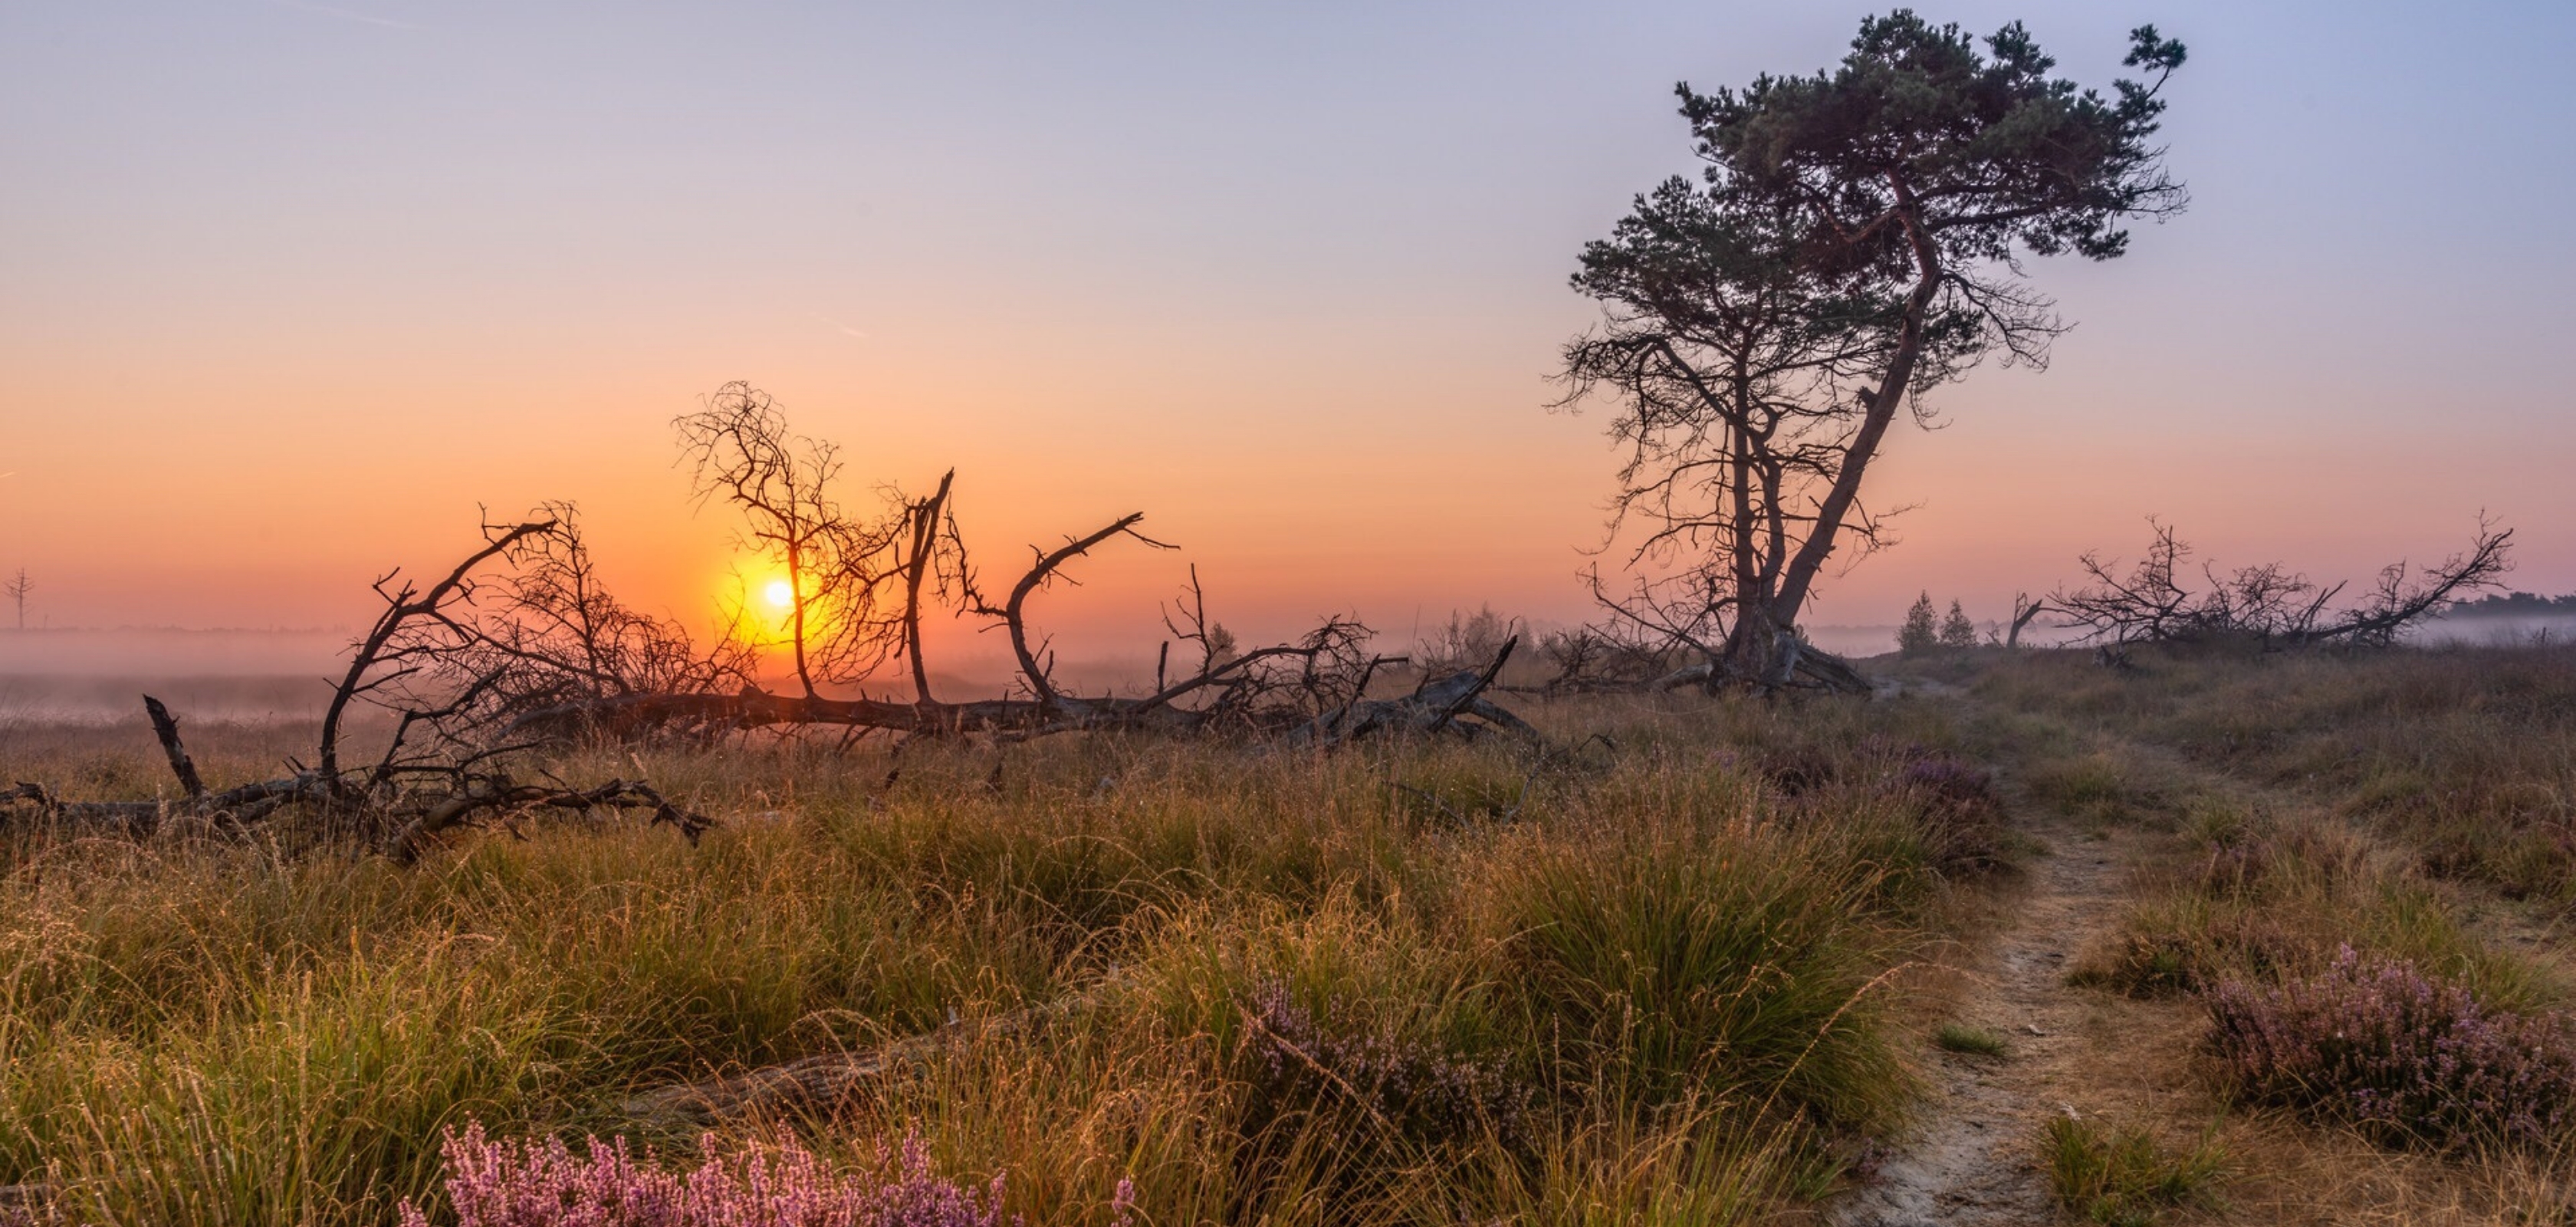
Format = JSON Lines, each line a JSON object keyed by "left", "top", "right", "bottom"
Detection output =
{"left": 1, "top": 693, "right": 232, "bottom": 833}
{"left": 978, "top": 513, "right": 1168, "bottom": 710}
{"left": 2054, "top": 518, "right": 2512, "bottom": 649}
{"left": 1291, "top": 637, "right": 1536, "bottom": 748}
{"left": 1789, "top": 643, "right": 1872, "bottom": 692}
{"left": 509, "top": 637, "right": 1541, "bottom": 751}
{"left": 143, "top": 696, "right": 205, "bottom": 800}
{"left": 2, "top": 771, "right": 331, "bottom": 834}
{"left": 1652, "top": 661, "right": 1714, "bottom": 691}
{"left": 320, "top": 519, "right": 558, "bottom": 795}
{"left": 385, "top": 776, "right": 715, "bottom": 864}
{"left": 7, "top": 683, "right": 699, "bottom": 862}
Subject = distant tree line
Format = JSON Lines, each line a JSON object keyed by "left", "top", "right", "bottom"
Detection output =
{"left": 2443, "top": 591, "right": 2576, "bottom": 617}
{"left": 1898, "top": 594, "right": 1980, "bottom": 655}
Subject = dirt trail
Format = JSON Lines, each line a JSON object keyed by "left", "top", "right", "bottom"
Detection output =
{"left": 1829, "top": 814, "right": 2131, "bottom": 1227}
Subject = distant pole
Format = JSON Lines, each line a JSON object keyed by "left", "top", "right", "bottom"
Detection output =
{"left": 3, "top": 567, "right": 26, "bottom": 630}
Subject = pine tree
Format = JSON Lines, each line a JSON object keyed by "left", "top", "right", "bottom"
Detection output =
{"left": 1559, "top": 15, "right": 2187, "bottom": 689}
{"left": 1939, "top": 600, "right": 1979, "bottom": 650}
{"left": 1898, "top": 592, "right": 1939, "bottom": 656}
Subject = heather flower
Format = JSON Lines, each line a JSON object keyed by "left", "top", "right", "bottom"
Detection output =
{"left": 2206, "top": 946, "right": 2576, "bottom": 1151}
{"left": 1890, "top": 752, "right": 2006, "bottom": 874}
{"left": 1239, "top": 982, "right": 1530, "bottom": 1150}
{"left": 1895, "top": 755, "right": 1998, "bottom": 812}
{"left": 396, "top": 1121, "right": 1111, "bottom": 1226}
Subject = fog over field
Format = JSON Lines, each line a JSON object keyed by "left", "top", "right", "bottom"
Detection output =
{"left": 8, "top": 614, "right": 2562, "bottom": 725}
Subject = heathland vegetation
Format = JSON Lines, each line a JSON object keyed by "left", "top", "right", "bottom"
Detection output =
{"left": 0, "top": 692, "right": 1993, "bottom": 1223}
{"left": 9, "top": 643, "right": 2576, "bottom": 1223}
{"left": 5, "top": 10, "right": 2571, "bottom": 1226}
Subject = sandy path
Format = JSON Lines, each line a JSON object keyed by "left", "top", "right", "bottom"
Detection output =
{"left": 1829, "top": 819, "right": 2129, "bottom": 1227}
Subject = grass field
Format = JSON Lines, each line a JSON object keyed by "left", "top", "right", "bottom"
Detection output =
{"left": 5, "top": 643, "right": 2575, "bottom": 1224}
{"left": 0, "top": 689, "right": 2001, "bottom": 1225}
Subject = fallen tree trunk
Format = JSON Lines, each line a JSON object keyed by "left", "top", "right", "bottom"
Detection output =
{"left": 5, "top": 768, "right": 330, "bottom": 836}
{"left": 1291, "top": 637, "right": 1539, "bottom": 748}
{"left": 505, "top": 641, "right": 1539, "bottom": 749}
{"left": 386, "top": 777, "right": 715, "bottom": 864}
{"left": 2, "top": 692, "right": 711, "bottom": 860}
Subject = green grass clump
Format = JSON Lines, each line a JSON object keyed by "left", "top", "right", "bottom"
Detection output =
{"left": 2040, "top": 1114, "right": 2226, "bottom": 1226}
{"left": 1934, "top": 1022, "right": 2007, "bottom": 1057}
{"left": 1489, "top": 808, "right": 1915, "bottom": 1128}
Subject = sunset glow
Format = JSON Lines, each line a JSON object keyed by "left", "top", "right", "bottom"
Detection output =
{"left": 8, "top": 8, "right": 2576, "bottom": 1218}
{"left": 0, "top": 2, "right": 2569, "bottom": 650}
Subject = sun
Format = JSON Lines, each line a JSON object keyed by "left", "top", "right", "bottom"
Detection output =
{"left": 764, "top": 578, "right": 795, "bottom": 610}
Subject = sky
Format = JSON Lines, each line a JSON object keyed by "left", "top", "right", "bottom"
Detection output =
{"left": 3, "top": 0, "right": 2572, "bottom": 673}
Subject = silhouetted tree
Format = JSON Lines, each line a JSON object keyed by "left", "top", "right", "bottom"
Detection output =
{"left": 4, "top": 567, "right": 25, "bottom": 630}
{"left": 2004, "top": 592, "right": 2049, "bottom": 649}
{"left": 1561, "top": 12, "right": 2187, "bottom": 690}
{"left": 673, "top": 383, "right": 971, "bottom": 705}
{"left": 1939, "top": 600, "right": 1979, "bottom": 649}
{"left": 1898, "top": 592, "right": 1940, "bottom": 655}
{"left": 1418, "top": 604, "right": 1518, "bottom": 676}
{"left": 2052, "top": 518, "right": 2513, "bottom": 648}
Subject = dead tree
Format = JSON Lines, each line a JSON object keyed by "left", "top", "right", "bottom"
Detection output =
{"left": 892, "top": 469, "right": 962, "bottom": 705}
{"left": 472, "top": 504, "right": 759, "bottom": 711}
{"left": 1291, "top": 636, "right": 1539, "bottom": 748}
{"left": 1523, "top": 624, "right": 1677, "bottom": 695}
{"left": 547, "top": 388, "right": 1524, "bottom": 747}
{"left": 502, "top": 504, "right": 1467, "bottom": 746}
{"left": 2052, "top": 518, "right": 2513, "bottom": 649}
{"left": 6, "top": 389, "right": 1542, "bottom": 857}
{"left": 2003, "top": 593, "right": 2048, "bottom": 649}
{"left": 5, "top": 515, "right": 724, "bottom": 853}
{"left": 317, "top": 517, "right": 560, "bottom": 796}
{"left": 675, "top": 383, "right": 859, "bottom": 700}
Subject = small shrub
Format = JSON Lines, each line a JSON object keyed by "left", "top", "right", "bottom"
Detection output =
{"left": 2024, "top": 752, "right": 2152, "bottom": 826}
{"left": 1752, "top": 746, "right": 1840, "bottom": 798}
{"left": 2205, "top": 946, "right": 2576, "bottom": 1151}
{"left": 2183, "top": 815, "right": 2368, "bottom": 903}
{"left": 2069, "top": 903, "right": 2301, "bottom": 999}
{"left": 1238, "top": 982, "right": 1530, "bottom": 1150}
{"left": 1934, "top": 1023, "right": 2006, "bottom": 1057}
{"left": 1894, "top": 752, "right": 2008, "bottom": 873}
{"left": 1416, "top": 604, "right": 1516, "bottom": 676}
{"left": 2040, "top": 1114, "right": 2225, "bottom": 1226}
{"left": 1898, "top": 755, "right": 1998, "bottom": 810}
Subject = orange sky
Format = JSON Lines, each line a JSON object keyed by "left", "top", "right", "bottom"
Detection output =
{"left": 4, "top": 2, "right": 2572, "bottom": 673}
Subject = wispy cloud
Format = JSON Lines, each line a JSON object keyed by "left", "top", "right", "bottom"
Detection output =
{"left": 264, "top": 0, "right": 423, "bottom": 31}
{"left": 811, "top": 312, "right": 869, "bottom": 340}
